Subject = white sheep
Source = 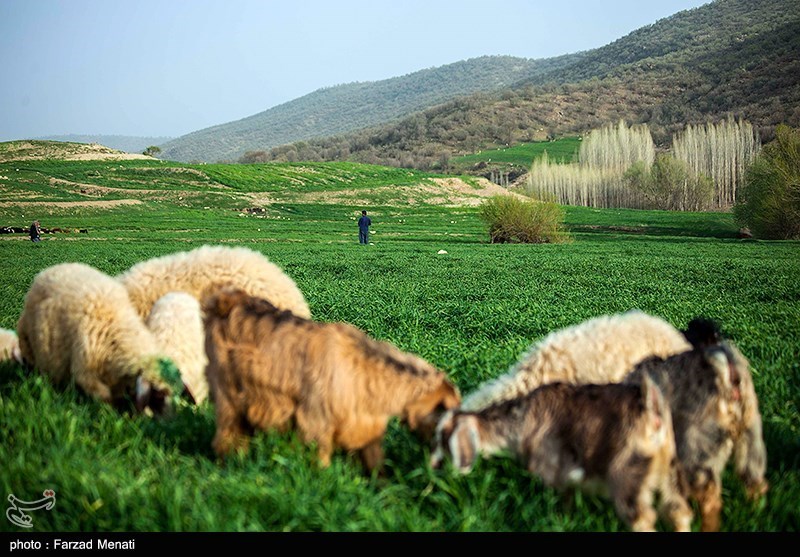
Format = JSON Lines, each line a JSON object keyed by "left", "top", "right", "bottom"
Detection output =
{"left": 146, "top": 291, "right": 209, "bottom": 405}
{"left": 0, "top": 327, "right": 21, "bottom": 363}
{"left": 16, "top": 262, "right": 176, "bottom": 413}
{"left": 460, "top": 310, "right": 691, "bottom": 411}
{"left": 116, "top": 245, "right": 311, "bottom": 320}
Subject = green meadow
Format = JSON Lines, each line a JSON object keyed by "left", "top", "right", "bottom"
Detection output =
{"left": 450, "top": 137, "right": 582, "bottom": 173}
{"left": 0, "top": 153, "right": 798, "bottom": 532}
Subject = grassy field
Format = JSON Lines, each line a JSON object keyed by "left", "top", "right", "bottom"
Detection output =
{"left": 0, "top": 151, "right": 798, "bottom": 532}
{"left": 450, "top": 137, "right": 582, "bottom": 175}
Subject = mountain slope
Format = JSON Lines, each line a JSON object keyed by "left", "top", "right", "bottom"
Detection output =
{"left": 251, "top": 0, "right": 800, "bottom": 170}
{"left": 158, "top": 54, "right": 582, "bottom": 163}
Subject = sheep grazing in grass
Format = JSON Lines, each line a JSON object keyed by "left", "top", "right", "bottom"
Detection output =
{"left": 0, "top": 327, "right": 21, "bottom": 363}
{"left": 116, "top": 245, "right": 311, "bottom": 321}
{"left": 203, "top": 288, "right": 461, "bottom": 473}
{"left": 430, "top": 375, "right": 692, "bottom": 532}
{"left": 146, "top": 291, "right": 209, "bottom": 405}
{"left": 16, "top": 262, "right": 177, "bottom": 415}
{"left": 624, "top": 318, "right": 768, "bottom": 532}
{"left": 460, "top": 310, "right": 691, "bottom": 411}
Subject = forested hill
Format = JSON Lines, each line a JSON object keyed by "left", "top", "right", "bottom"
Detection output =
{"left": 157, "top": 54, "right": 582, "bottom": 163}
{"left": 248, "top": 0, "right": 799, "bottom": 170}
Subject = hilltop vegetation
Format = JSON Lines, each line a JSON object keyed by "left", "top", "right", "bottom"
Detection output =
{"left": 35, "top": 135, "right": 174, "bottom": 154}
{"left": 158, "top": 55, "right": 581, "bottom": 163}
{"left": 0, "top": 140, "right": 154, "bottom": 163}
{"left": 239, "top": 0, "right": 799, "bottom": 172}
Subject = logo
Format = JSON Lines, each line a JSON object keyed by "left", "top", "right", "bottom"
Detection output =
{"left": 6, "top": 490, "right": 56, "bottom": 528}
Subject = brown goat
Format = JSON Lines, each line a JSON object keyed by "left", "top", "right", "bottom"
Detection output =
{"left": 430, "top": 376, "right": 692, "bottom": 532}
{"left": 624, "top": 320, "right": 768, "bottom": 532}
{"left": 203, "top": 288, "right": 461, "bottom": 473}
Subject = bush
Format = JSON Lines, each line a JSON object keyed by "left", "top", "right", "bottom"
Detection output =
{"left": 624, "top": 155, "right": 714, "bottom": 211}
{"left": 478, "top": 195, "right": 570, "bottom": 244}
{"left": 734, "top": 125, "right": 800, "bottom": 239}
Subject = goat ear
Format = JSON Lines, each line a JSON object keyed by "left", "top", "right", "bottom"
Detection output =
{"left": 642, "top": 375, "right": 666, "bottom": 432}
{"left": 708, "top": 345, "right": 742, "bottom": 401}
{"left": 450, "top": 416, "right": 480, "bottom": 473}
{"left": 205, "top": 287, "right": 243, "bottom": 318}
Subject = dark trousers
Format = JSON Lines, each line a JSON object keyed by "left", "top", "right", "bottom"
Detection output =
{"left": 359, "top": 230, "right": 369, "bottom": 244}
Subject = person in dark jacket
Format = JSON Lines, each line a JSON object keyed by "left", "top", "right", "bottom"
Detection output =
{"left": 29, "top": 220, "right": 42, "bottom": 243}
{"left": 358, "top": 210, "right": 371, "bottom": 244}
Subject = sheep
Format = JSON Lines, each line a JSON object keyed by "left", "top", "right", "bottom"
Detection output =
{"left": 460, "top": 310, "right": 691, "bottom": 411}
{"left": 116, "top": 245, "right": 311, "bottom": 322}
{"left": 203, "top": 287, "right": 461, "bottom": 473}
{"left": 0, "top": 327, "right": 21, "bottom": 363}
{"left": 16, "top": 262, "right": 177, "bottom": 414}
{"left": 145, "top": 291, "right": 209, "bottom": 405}
{"left": 623, "top": 319, "right": 768, "bottom": 532}
{"left": 430, "top": 375, "right": 692, "bottom": 532}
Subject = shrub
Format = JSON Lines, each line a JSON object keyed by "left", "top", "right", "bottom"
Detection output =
{"left": 734, "top": 125, "right": 800, "bottom": 239}
{"left": 478, "top": 195, "right": 570, "bottom": 244}
{"left": 624, "top": 155, "right": 714, "bottom": 211}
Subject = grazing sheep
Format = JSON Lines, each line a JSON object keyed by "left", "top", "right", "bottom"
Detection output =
{"left": 204, "top": 288, "right": 461, "bottom": 473}
{"left": 116, "top": 245, "right": 311, "bottom": 321}
{"left": 624, "top": 319, "right": 768, "bottom": 532}
{"left": 16, "top": 262, "right": 176, "bottom": 414}
{"left": 146, "top": 291, "right": 209, "bottom": 405}
{"left": 460, "top": 310, "right": 691, "bottom": 411}
{"left": 430, "top": 375, "right": 692, "bottom": 532}
{"left": 0, "top": 327, "right": 21, "bottom": 363}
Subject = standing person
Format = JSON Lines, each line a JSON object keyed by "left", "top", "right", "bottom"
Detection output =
{"left": 29, "top": 220, "right": 42, "bottom": 243}
{"left": 358, "top": 210, "right": 372, "bottom": 245}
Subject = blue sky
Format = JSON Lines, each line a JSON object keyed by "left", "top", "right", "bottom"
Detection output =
{"left": 0, "top": 0, "right": 711, "bottom": 142}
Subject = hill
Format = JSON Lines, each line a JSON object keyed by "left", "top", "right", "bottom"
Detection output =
{"left": 191, "top": 0, "right": 800, "bottom": 171}
{"left": 157, "top": 54, "right": 582, "bottom": 163}
{"left": 36, "top": 135, "right": 174, "bottom": 154}
{"left": 0, "top": 140, "right": 155, "bottom": 163}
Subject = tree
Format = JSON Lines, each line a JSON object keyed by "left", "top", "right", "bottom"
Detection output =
{"left": 143, "top": 145, "right": 162, "bottom": 157}
{"left": 734, "top": 124, "right": 800, "bottom": 239}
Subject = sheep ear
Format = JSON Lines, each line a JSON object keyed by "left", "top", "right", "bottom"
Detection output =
{"left": 450, "top": 416, "right": 480, "bottom": 473}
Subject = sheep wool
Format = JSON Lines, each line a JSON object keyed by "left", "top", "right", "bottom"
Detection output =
{"left": 461, "top": 310, "right": 692, "bottom": 411}
{"left": 0, "top": 327, "right": 20, "bottom": 363}
{"left": 16, "top": 262, "right": 172, "bottom": 407}
{"left": 116, "top": 245, "right": 311, "bottom": 320}
{"left": 146, "top": 291, "right": 209, "bottom": 404}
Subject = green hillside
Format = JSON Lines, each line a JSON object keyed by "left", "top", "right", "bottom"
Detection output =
{"left": 233, "top": 0, "right": 800, "bottom": 173}
{"left": 157, "top": 55, "right": 581, "bottom": 163}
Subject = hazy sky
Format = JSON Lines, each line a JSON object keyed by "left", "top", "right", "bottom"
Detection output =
{"left": 0, "top": 0, "right": 712, "bottom": 142}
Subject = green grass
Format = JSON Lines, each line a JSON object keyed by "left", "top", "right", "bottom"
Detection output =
{"left": 0, "top": 154, "right": 798, "bottom": 532}
{"left": 451, "top": 137, "right": 582, "bottom": 172}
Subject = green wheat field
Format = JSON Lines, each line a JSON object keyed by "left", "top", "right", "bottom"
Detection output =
{"left": 0, "top": 154, "right": 798, "bottom": 532}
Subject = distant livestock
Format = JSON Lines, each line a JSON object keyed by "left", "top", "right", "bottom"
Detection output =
{"left": 203, "top": 288, "right": 460, "bottom": 473}
{"left": 116, "top": 245, "right": 311, "bottom": 320}
{"left": 460, "top": 310, "right": 691, "bottom": 411}
{"left": 16, "top": 263, "right": 177, "bottom": 414}
{"left": 146, "top": 291, "right": 209, "bottom": 405}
